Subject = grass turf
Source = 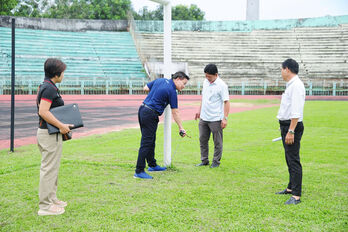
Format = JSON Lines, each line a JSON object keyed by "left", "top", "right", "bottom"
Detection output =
{"left": 0, "top": 101, "right": 347, "bottom": 231}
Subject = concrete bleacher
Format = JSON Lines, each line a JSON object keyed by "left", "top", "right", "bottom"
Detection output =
{"left": 0, "top": 27, "right": 146, "bottom": 83}
{"left": 0, "top": 15, "right": 347, "bottom": 95}
{"left": 133, "top": 16, "right": 348, "bottom": 85}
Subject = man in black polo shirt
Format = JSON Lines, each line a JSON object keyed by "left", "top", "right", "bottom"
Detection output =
{"left": 134, "top": 72, "right": 190, "bottom": 179}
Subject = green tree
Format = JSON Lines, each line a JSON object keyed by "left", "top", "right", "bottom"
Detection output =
{"left": 7, "top": 0, "right": 131, "bottom": 19}
{"left": 43, "top": 0, "right": 91, "bottom": 19}
{"left": 173, "top": 4, "right": 204, "bottom": 20}
{"left": 133, "top": 4, "right": 205, "bottom": 21}
{"left": 0, "top": 0, "right": 18, "bottom": 16}
{"left": 133, "top": 6, "right": 163, "bottom": 20}
{"left": 14, "top": 0, "right": 42, "bottom": 17}
{"left": 44, "top": 0, "right": 131, "bottom": 20}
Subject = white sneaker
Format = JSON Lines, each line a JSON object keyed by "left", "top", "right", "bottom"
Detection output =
{"left": 53, "top": 200, "right": 68, "bottom": 207}
{"left": 38, "top": 204, "right": 65, "bottom": 216}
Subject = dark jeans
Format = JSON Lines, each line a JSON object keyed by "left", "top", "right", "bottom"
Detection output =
{"left": 279, "top": 120, "right": 304, "bottom": 196}
{"left": 135, "top": 105, "right": 159, "bottom": 174}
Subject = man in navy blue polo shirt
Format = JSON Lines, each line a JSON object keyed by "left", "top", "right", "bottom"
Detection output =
{"left": 134, "top": 71, "right": 190, "bottom": 179}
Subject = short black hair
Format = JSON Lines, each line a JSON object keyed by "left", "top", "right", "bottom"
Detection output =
{"left": 282, "top": 58, "right": 299, "bottom": 74}
{"left": 44, "top": 58, "right": 66, "bottom": 79}
{"left": 204, "top": 64, "right": 218, "bottom": 75}
{"left": 172, "top": 71, "right": 190, "bottom": 80}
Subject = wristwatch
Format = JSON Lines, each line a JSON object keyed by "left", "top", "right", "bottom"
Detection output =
{"left": 288, "top": 129, "right": 295, "bottom": 134}
{"left": 224, "top": 116, "right": 228, "bottom": 120}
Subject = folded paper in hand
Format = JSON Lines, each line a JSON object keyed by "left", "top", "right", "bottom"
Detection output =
{"left": 272, "top": 137, "right": 282, "bottom": 142}
{"left": 47, "top": 104, "right": 84, "bottom": 134}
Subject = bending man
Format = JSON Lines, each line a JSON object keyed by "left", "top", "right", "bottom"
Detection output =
{"left": 134, "top": 72, "right": 190, "bottom": 179}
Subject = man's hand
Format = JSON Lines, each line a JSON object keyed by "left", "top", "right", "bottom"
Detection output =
{"left": 285, "top": 132, "right": 294, "bottom": 145}
{"left": 179, "top": 129, "right": 186, "bottom": 137}
{"left": 143, "top": 85, "right": 150, "bottom": 92}
{"left": 59, "top": 124, "right": 73, "bottom": 134}
{"left": 195, "top": 112, "right": 200, "bottom": 120}
{"left": 221, "top": 118, "right": 227, "bottom": 129}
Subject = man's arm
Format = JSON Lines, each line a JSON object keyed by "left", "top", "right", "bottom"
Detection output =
{"left": 39, "top": 100, "right": 72, "bottom": 134}
{"left": 195, "top": 101, "right": 202, "bottom": 120}
{"left": 285, "top": 118, "right": 299, "bottom": 145}
{"left": 286, "top": 84, "right": 304, "bottom": 145}
{"left": 172, "top": 108, "right": 184, "bottom": 132}
{"left": 221, "top": 100, "right": 230, "bottom": 129}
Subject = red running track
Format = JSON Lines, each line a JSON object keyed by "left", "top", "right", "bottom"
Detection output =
{"left": 0, "top": 95, "right": 346, "bottom": 150}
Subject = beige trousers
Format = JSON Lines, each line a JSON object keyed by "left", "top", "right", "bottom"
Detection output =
{"left": 37, "top": 128, "right": 62, "bottom": 210}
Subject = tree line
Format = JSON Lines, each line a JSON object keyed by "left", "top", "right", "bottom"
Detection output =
{"left": 0, "top": 0, "right": 205, "bottom": 20}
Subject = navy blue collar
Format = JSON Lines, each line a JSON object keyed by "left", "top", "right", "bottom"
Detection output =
{"left": 170, "top": 79, "right": 176, "bottom": 91}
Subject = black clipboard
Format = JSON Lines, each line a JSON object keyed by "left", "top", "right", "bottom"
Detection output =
{"left": 47, "top": 103, "right": 84, "bottom": 134}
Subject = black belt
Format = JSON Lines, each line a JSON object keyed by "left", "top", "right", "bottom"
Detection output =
{"left": 279, "top": 120, "right": 303, "bottom": 126}
{"left": 141, "top": 103, "right": 160, "bottom": 115}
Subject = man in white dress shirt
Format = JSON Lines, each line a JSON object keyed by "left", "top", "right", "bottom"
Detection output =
{"left": 276, "top": 58, "right": 305, "bottom": 205}
{"left": 195, "top": 64, "right": 230, "bottom": 168}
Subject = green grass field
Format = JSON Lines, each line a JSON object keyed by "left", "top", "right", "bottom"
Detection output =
{"left": 0, "top": 101, "right": 347, "bottom": 231}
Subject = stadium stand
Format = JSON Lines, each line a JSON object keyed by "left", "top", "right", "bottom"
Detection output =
{"left": 132, "top": 16, "right": 348, "bottom": 85}
{"left": 0, "top": 15, "right": 347, "bottom": 95}
{"left": 0, "top": 27, "right": 146, "bottom": 83}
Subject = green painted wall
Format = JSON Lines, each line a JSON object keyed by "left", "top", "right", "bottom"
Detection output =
{"left": 135, "top": 15, "right": 348, "bottom": 32}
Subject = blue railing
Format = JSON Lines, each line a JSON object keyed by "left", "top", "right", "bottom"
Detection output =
{"left": 0, "top": 80, "right": 346, "bottom": 96}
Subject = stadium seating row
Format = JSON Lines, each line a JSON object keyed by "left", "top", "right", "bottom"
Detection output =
{"left": 1, "top": 17, "right": 347, "bottom": 89}
{"left": 135, "top": 24, "right": 348, "bottom": 84}
{"left": 0, "top": 27, "right": 146, "bottom": 81}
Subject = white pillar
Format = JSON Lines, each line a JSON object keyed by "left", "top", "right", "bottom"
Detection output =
{"left": 149, "top": 0, "right": 172, "bottom": 166}
{"left": 163, "top": 2, "right": 172, "bottom": 167}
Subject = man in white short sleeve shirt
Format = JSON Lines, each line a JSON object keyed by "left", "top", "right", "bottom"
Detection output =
{"left": 195, "top": 64, "right": 230, "bottom": 168}
{"left": 276, "top": 58, "right": 305, "bottom": 205}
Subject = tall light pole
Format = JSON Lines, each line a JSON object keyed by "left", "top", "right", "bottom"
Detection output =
{"left": 150, "top": 0, "right": 172, "bottom": 166}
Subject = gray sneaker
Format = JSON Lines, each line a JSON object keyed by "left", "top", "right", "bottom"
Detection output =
{"left": 210, "top": 162, "right": 220, "bottom": 168}
{"left": 195, "top": 162, "right": 209, "bottom": 167}
{"left": 285, "top": 197, "right": 301, "bottom": 205}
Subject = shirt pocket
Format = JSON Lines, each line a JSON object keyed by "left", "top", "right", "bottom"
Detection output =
{"left": 282, "top": 91, "right": 291, "bottom": 107}
{"left": 208, "top": 87, "right": 221, "bottom": 103}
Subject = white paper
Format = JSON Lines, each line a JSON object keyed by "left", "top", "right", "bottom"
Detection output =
{"left": 272, "top": 137, "right": 282, "bottom": 142}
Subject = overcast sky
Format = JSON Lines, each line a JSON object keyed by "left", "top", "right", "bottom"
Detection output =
{"left": 131, "top": 0, "right": 348, "bottom": 21}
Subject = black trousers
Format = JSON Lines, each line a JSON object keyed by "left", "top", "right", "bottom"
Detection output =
{"left": 279, "top": 120, "right": 304, "bottom": 196}
{"left": 135, "top": 105, "right": 159, "bottom": 173}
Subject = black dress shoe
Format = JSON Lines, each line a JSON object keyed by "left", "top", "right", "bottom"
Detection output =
{"left": 285, "top": 196, "right": 301, "bottom": 205}
{"left": 276, "top": 189, "right": 292, "bottom": 195}
{"left": 210, "top": 162, "right": 220, "bottom": 168}
{"left": 195, "top": 162, "right": 209, "bottom": 167}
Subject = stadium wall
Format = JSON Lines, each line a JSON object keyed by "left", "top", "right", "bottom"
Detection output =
{"left": 0, "top": 16, "right": 128, "bottom": 31}
{"left": 2, "top": 15, "right": 347, "bottom": 33}
{"left": 134, "top": 15, "right": 348, "bottom": 32}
